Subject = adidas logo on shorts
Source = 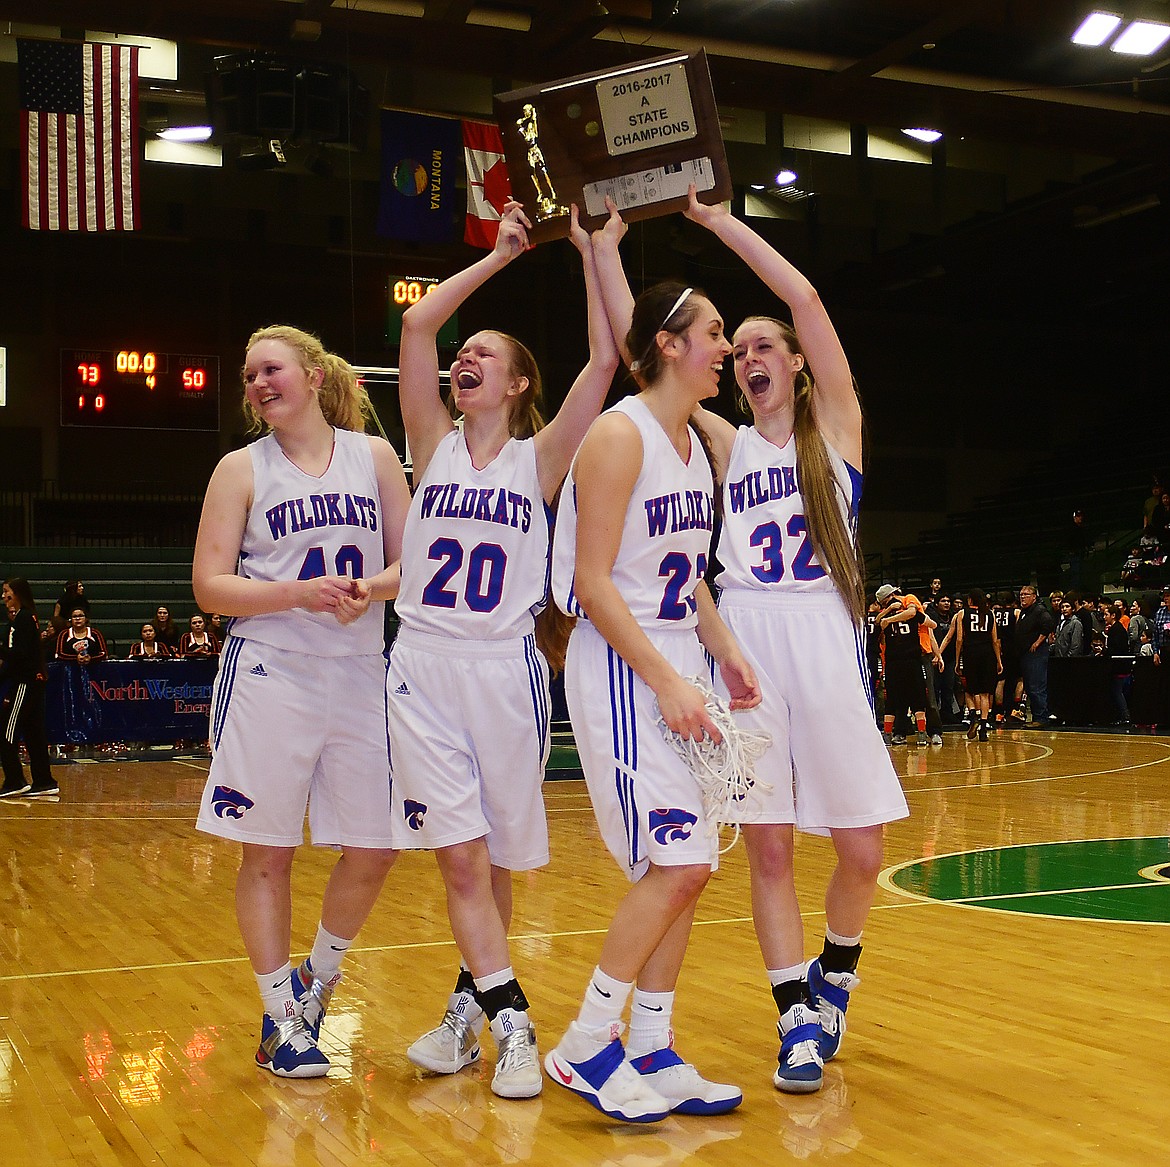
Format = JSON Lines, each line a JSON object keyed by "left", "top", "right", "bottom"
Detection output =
{"left": 394, "top": 681, "right": 410, "bottom": 695}
{"left": 249, "top": 663, "right": 268, "bottom": 677}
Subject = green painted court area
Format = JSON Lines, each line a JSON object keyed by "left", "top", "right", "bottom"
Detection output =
{"left": 889, "top": 837, "right": 1170, "bottom": 924}
{"left": 546, "top": 737, "right": 581, "bottom": 779}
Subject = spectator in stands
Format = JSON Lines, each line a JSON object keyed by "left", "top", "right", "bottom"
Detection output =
{"left": 1047, "top": 590, "right": 1064, "bottom": 616}
{"left": 926, "top": 577, "right": 944, "bottom": 606}
{"left": 1073, "top": 593, "right": 1099, "bottom": 655}
{"left": 1127, "top": 599, "right": 1150, "bottom": 653}
{"left": 1152, "top": 587, "right": 1170, "bottom": 665}
{"left": 1147, "top": 490, "right": 1170, "bottom": 545}
{"left": 1052, "top": 599, "right": 1083, "bottom": 658}
{"left": 55, "top": 607, "right": 108, "bottom": 664}
{"left": 151, "top": 605, "right": 180, "bottom": 652}
{"left": 45, "top": 579, "right": 89, "bottom": 646}
{"left": 1113, "top": 599, "right": 1129, "bottom": 630}
{"left": 179, "top": 613, "right": 220, "bottom": 658}
{"left": 1016, "top": 584, "right": 1055, "bottom": 725}
{"left": 1142, "top": 476, "right": 1165, "bottom": 532}
{"left": 127, "top": 622, "right": 172, "bottom": 661}
{"left": 1103, "top": 608, "right": 1130, "bottom": 724}
{"left": 0, "top": 577, "right": 56, "bottom": 798}
{"left": 208, "top": 612, "right": 225, "bottom": 638}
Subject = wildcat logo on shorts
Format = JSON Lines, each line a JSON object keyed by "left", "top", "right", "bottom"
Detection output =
{"left": 212, "top": 785, "right": 255, "bottom": 820}
{"left": 404, "top": 799, "right": 427, "bottom": 830}
{"left": 648, "top": 807, "right": 698, "bottom": 844}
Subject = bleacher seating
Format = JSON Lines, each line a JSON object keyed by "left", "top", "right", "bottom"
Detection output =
{"left": 878, "top": 432, "right": 1165, "bottom": 597}
{"left": 0, "top": 546, "right": 197, "bottom": 652}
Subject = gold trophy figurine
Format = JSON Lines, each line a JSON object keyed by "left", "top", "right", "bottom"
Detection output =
{"left": 516, "top": 103, "right": 568, "bottom": 222}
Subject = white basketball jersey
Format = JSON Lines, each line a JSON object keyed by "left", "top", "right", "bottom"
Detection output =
{"left": 715, "top": 426, "right": 861, "bottom": 596}
{"left": 231, "top": 428, "right": 386, "bottom": 657}
{"left": 552, "top": 396, "right": 714, "bottom": 631}
{"left": 395, "top": 430, "right": 549, "bottom": 641}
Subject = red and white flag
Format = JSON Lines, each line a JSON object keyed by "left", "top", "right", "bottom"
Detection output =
{"left": 462, "top": 120, "right": 512, "bottom": 249}
{"left": 18, "top": 40, "right": 140, "bottom": 232}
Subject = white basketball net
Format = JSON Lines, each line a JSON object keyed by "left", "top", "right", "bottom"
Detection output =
{"left": 655, "top": 676, "right": 772, "bottom": 853}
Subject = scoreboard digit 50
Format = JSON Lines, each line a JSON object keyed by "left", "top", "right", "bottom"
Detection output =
{"left": 61, "top": 348, "right": 220, "bottom": 430}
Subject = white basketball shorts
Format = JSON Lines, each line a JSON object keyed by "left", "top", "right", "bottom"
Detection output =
{"left": 196, "top": 636, "right": 394, "bottom": 848}
{"left": 565, "top": 620, "right": 719, "bottom": 882}
{"left": 385, "top": 626, "right": 551, "bottom": 870}
{"left": 717, "top": 589, "right": 909, "bottom": 834}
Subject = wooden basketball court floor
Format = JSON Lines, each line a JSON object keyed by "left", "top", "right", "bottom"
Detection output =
{"left": 1, "top": 729, "right": 1168, "bottom": 1167}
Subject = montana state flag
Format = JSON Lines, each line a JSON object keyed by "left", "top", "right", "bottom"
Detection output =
{"left": 463, "top": 120, "right": 512, "bottom": 249}
{"left": 377, "top": 110, "right": 460, "bottom": 244}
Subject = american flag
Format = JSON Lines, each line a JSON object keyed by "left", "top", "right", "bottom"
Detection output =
{"left": 18, "top": 40, "right": 140, "bottom": 232}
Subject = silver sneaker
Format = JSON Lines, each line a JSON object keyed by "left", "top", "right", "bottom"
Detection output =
{"left": 293, "top": 960, "right": 335, "bottom": 1043}
{"left": 407, "top": 1009, "right": 482, "bottom": 1074}
{"left": 492, "top": 1024, "right": 542, "bottom": 1099}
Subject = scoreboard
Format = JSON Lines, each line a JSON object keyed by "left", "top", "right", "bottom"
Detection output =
{"left": 61, "top": 348, "right": 220, "bottom": 430}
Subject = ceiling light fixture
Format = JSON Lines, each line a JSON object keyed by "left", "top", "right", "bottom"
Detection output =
{"left": 775, "top": 168, "right": 798, "bottom": 186}
{"left": 1071, "top": 12, "right": 1123, "bottom": 46}
{"left": 902, "top": 128, "right": 942, "bottom": 143}
{"left": 158, "top": 125, "right": 213, "bottom": 142}
{"left": 1110, "top": 19, "right": 1170, "bottom": 55}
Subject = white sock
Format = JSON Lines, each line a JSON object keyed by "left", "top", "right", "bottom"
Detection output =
{"left": 257, "top": 962, "right": 297, "bottom": 1022}
{"left": 626, "top": 988, "right": 674, "bottom": 1057}
{"left": 577, "top": 966, "right": 633, "bottom": 1039}
{"left": 308, "top": 924, "right": 351, "bottom": 987}
{"left": 767, "top": 963, "right": 807, "bottom": 987}
{"left": 825, "top": 926, "right": 863, "bottom": 948}
{"left": 474, "top": 965, "right": 515, "bottom": 993}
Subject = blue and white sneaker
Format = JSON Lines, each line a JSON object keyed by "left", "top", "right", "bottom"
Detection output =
{"left": 255, "top": 1013, "right": 329, "bottom": 1078}
{"left": 630, "top": 1046, "right": 742, "bottom": 1115}
{"left": 292, "top": 959, "right": 336, "bottom": 1044}
{"left": 774, "top": 1002, "right": 823, "bottom": 1094}
{"left": 807, "top": 959, "right": 860, "bottom": 1062}
{"left": 544, "top": 1022, "right": 670, "bottom": 1123}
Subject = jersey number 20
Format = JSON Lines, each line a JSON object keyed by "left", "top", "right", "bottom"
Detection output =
{"left": 422, "top": 537, "right": 507, "bottom": 613}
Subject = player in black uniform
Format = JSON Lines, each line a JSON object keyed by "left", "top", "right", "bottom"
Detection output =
{"left": 993, "top": 591, "right": 1024, "bottom": 724}
{"left": 955, "top": 589, "right": 1001, "bottom": 741}
{"left": 877, "top": 585, "right": 930, "bottom": 744}
{"left": 1, "top": 577, "right": 57, "bottom": 797}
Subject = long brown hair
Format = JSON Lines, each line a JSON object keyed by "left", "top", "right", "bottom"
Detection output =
{"left": 740, "top": 315, "right": 866, "bottom": 625}
{"left": 242, "top": 325, "right": 371, "bottom": 434}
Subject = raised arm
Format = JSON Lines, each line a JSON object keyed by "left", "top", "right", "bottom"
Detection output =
{"left": 532, "top": 204, "right": 621, "bottom": 502}
{"left": 684, "top": 187, "right": 862, "bottom": 467}
{"left": 588, "top": 197, "right": 636, "bottom": 369}
{"left": 399, "top": 201, "right": 531, "bottom": 482}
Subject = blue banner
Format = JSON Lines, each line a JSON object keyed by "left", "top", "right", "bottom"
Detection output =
{"left": 377, "top": 110, "right": 461, "bottom": 244}
{"left": 46, "top": 660, "right": 217, "bottom": 744}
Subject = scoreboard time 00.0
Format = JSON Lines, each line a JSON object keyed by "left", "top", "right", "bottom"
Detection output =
{"left": 61, "top": 348, "right": 220, "bottom": 431}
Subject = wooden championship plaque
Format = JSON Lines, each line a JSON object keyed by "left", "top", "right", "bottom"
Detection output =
{"left": 493, "top": 50, "right": 732, "bottom": 244}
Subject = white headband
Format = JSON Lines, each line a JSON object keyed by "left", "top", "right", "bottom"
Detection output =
{"left": 658, "top": 287, "right": 693, "bottom": 333}
{"left": 630, "top": 287, "right": 695, "bottom": 372}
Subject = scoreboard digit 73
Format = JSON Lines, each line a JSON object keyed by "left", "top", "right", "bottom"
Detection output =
{"left": 61, "top": 348, "right": 220, "bottom": 430}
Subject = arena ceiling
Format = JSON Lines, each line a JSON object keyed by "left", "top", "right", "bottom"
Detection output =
{"left": 5, "top": 0, "right": 1170, "bottom": 317}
